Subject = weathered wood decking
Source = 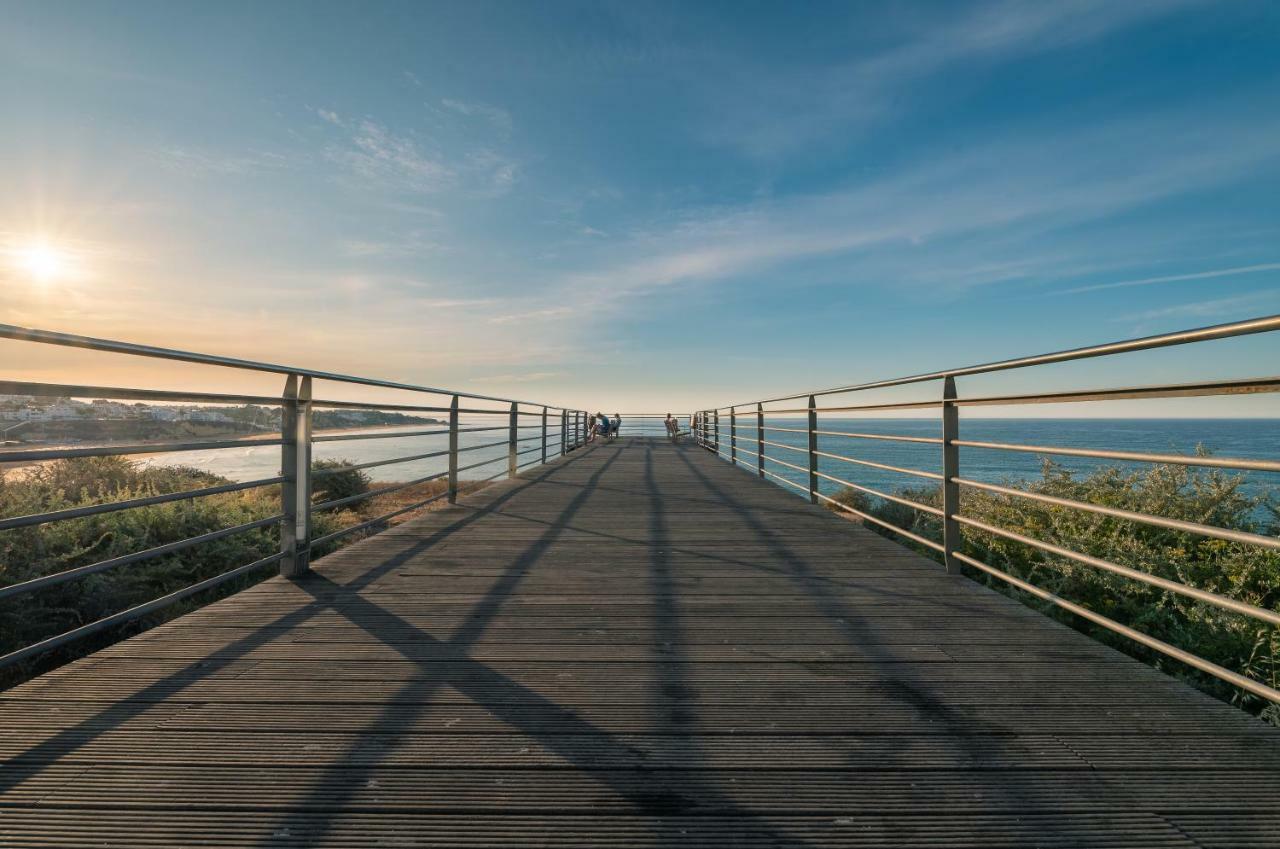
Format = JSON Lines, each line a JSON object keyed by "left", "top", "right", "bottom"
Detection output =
{"left": 1, "top": 437, "right": 1278, "bottom": 847}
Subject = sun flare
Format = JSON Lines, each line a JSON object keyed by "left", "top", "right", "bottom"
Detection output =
{"left": 5, "top": 239, "right": 78, "bottom": 283}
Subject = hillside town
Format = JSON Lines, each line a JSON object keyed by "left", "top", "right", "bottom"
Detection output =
{"left": 0, "top": 394, "right": 439, "bottom": 439}
{"left": 0, "top": 394, "right": 238, "bottom": 424}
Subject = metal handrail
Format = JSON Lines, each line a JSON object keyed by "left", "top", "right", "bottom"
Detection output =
{"left": 954, "top": 438, "right": 1280, "bottom": 473}
{"left": 694, "top": 314, "right": 1280, "bottom": 705}
{"left": 731, "top": 313, "right": 1280, "bottom": 406}
{"left": 0, "top": 324, "right": 588, "bottom": 671}
{"left": 0, "top": 322, "right": 568, "bottom": 409}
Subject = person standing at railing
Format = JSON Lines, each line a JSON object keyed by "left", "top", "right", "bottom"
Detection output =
{"left": 665, "top": 413, "right": 680, "bottom": 442}
{"left": 610, "top": 413, "right": 621, "bottom": 440}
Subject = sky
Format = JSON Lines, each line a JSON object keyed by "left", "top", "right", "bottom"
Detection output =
{"left": 1, "top": 0, "right": 1279, "bottom": 416}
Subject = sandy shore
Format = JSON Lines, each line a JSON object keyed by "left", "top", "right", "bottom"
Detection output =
{"left": 0, "top": 423, "right": 442, "bottom": 476}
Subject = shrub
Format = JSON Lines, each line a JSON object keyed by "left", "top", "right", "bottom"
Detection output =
{"left": 311, "top": 459, "right": 371, "bottom": 505}
{"left": 0, "top": 457, "right": 362, "bottom": 684}
{"left": 826, "top": 459, "right": 1280, "bottom": 720}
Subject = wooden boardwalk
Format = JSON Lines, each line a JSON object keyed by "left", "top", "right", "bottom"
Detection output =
{"left": 1, "top": 437, "right": 1278, "bottom": 847}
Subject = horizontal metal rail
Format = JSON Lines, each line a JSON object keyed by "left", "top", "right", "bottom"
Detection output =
{"left": 954, "top": 439, "right": 1280, "bottom": 473}
{"left": 956, "top": 376, "right": 1280, "bottom": 407}
{"left": 739, "top": 313, "right": 1280, "bottom": 405}
{"left": 310, "top": 448, "right": 450, "bottom": 475}
{"left": 313, "top": 471, "right": 449, "bottom": 512}
{"left": 0, "top": 436, "right": 285, "bottom": 463}
{"left": 952, "top": 551, "right": 1280, "bottom": 704}
{"left": 312, "top": 425, "right": 504, "bottom": 443}
{"left": 761, "top": 467, "right": 809, "bottom": 493}
{"left": 0, "top": 475, "right": 287, "bottom": 532}
{"left": 765, "top": 400, "right": 941, "bottom": 414}
{"left": 955, "top": 514, "right": 1280, "bottom": 627}
{"left": 308, "top": 398, "right": 449, "bottom": 414}
{"left": 0, "top": 322, "right": 566, "bottom": 408}
{"left": 815, "top": 429, "right": 943, "bottom": 445}
{"left": 0, "top": 379, "right": 283, "bottom": 407}
{"left": 457, "top": 454, "right": 507, "bottom": 474}
{"left": 0, "top": 514, "right": 283, "bottom": 601}
{"left": 954, "top": 476, "right": 1280, "bottom": 551}
{"left": 309, "top": 491, "right": 451, "bottom": 549}
{"left": 762, "top": 454, "right": 809, "bottom": 475}
{"left": 816, "top": 490, "right": 946, "bottom": 553}
{"left": 0, "top": 550, "right": 287, "bottom": 671}
{"left": 813, "top": 470, "right": 944, "bottom": 516}
{"left": 456, "top": 438, "right": 510, "bottom": 454}
{"left": 760, "top": 438, "right": 808, "bottom": 454}
{"left": 813, "top": 449, "right": 942, "bottom": 481}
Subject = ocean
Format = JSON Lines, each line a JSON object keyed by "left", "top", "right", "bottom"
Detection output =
{"left": 137, "top": 417, "right": 1280, "bottom": 510}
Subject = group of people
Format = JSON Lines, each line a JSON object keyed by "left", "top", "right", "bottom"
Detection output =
{"left": 587, "top": 412, "right": 621, "bottom": 442}
{"left": 582, "top": 412, "right": 687, "bottom": 444}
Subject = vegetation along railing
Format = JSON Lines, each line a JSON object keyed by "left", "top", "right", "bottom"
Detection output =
{"left": 695, "top": 315, "right": 1280, "bottom": 708}
{"left": 0, "top": 324, "right": 587, "bottom": 672}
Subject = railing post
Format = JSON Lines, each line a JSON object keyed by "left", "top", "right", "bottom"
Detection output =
{"left": 942, "top": 376, "right": 962, "bottom": 574}
{"left": 561, "top": 409, "right": 567, "bottom": 455}
{"left": 447, "top": 394, "right": 459, "bottom": 503}
{"left": 713, "top": 410, "right": 720, "bottom": 454}
{"left": 757, "top": 402, "right": 765, "bottom": 478}
{"left": 807, "top": 394, "right": 818, "bottom": 504}
{"left": 280, "top": 374, "right": 312, "bottom": 578}
{"left": 729, "top": 406, "right": 737, "bottom": 465}
{"left": 541, "top": 406, "right": 548, "bottom": 464}
{"left": 508, "top": 402, "right": 518, "bottom": 478}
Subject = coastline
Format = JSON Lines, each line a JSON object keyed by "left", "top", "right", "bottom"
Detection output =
{"left": 0, "top": 423, "right": 440, "bottom": 476}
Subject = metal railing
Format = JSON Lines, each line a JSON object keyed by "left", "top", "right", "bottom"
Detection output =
{"left": 0, "top": 323, "right": 588, "bottom": 670}
{"left": 695, "top": 314, "right": 1280, "bottom": 705}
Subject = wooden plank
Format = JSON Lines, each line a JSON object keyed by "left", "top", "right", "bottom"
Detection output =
{"left": 0, "top": 436, "right": 1276, "bottom": 847}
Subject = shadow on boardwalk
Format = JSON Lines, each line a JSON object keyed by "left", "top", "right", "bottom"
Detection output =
{"left": 0, "top": 437, "right": 1278, "bottom": 846}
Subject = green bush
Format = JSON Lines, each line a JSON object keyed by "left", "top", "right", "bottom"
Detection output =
{"left": 0, "top": 457, "right": 361, "bottom": 684}
{"left": 825, "top": 459, "right": 1280, "bottom": 722}
{"left": 311, "top": 459, "right": 372, "bottom": 505}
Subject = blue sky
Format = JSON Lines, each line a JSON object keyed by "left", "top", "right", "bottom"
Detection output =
{"left": 1, "top": 0, "right": 1279, "bottom": 414}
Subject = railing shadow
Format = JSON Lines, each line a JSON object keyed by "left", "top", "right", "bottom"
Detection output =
{"left": 0, "top": 452, "right": 586, "bottom": 790}
{"left": 671, "top": 447, "right": 1064, "bottom": 827}
{"left": 249, "top": 439, "right": 817, "bottom": 847}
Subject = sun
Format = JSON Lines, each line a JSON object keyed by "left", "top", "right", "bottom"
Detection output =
{"left": 15, "top": 242, "right": 68, "bottom": 281}
{"left": 4, "top": 239, "right": 82, "bottom": 284}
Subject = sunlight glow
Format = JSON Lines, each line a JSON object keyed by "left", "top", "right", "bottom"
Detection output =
{"left": 4, "top": 239, "right": 81, "bottom": 284}
{"left": 17, "top": 243, "right": 67, "bottom": 281}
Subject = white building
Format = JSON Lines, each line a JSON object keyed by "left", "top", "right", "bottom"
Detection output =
{"left": 46, "top": 401, "right": 88, "bottom": 419}
{"left": 90, "top": 400, "right": 135, "bottom": 418}
{"left": 187, "top": 410, "right": 232, "bottom": 423}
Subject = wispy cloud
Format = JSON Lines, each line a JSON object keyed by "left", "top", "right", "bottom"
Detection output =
{"left": 153, "top": 146, "right": 291, "bottom": 176}
{"left": 1117, "top": 290, "right": 1280, "bottom": 325}
{"left": 530, "top": 101, "right": 1280, "bottom": 323}
{"left": 695, "top": 0, "right": 1205, "bottom": 156}
{"left": 337, "top": 234, "right": 446, "bottom": 258}
{"left": 316, "top": 108, "right": 518, "bottom": 195}
{"left": 470, "top": 370, "right": 564, "bottom": 384}
{"left": 336, "top": 118, "right": 455, "bottom": 192}
{"left": 488, "top": 305, "right": 576, "bottom": 325}
{"left": 1055, "top": 262, "right": 1280, "bottom": 295}
{"left": 441, "top": 97, "right": 513, "bottom": 134}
